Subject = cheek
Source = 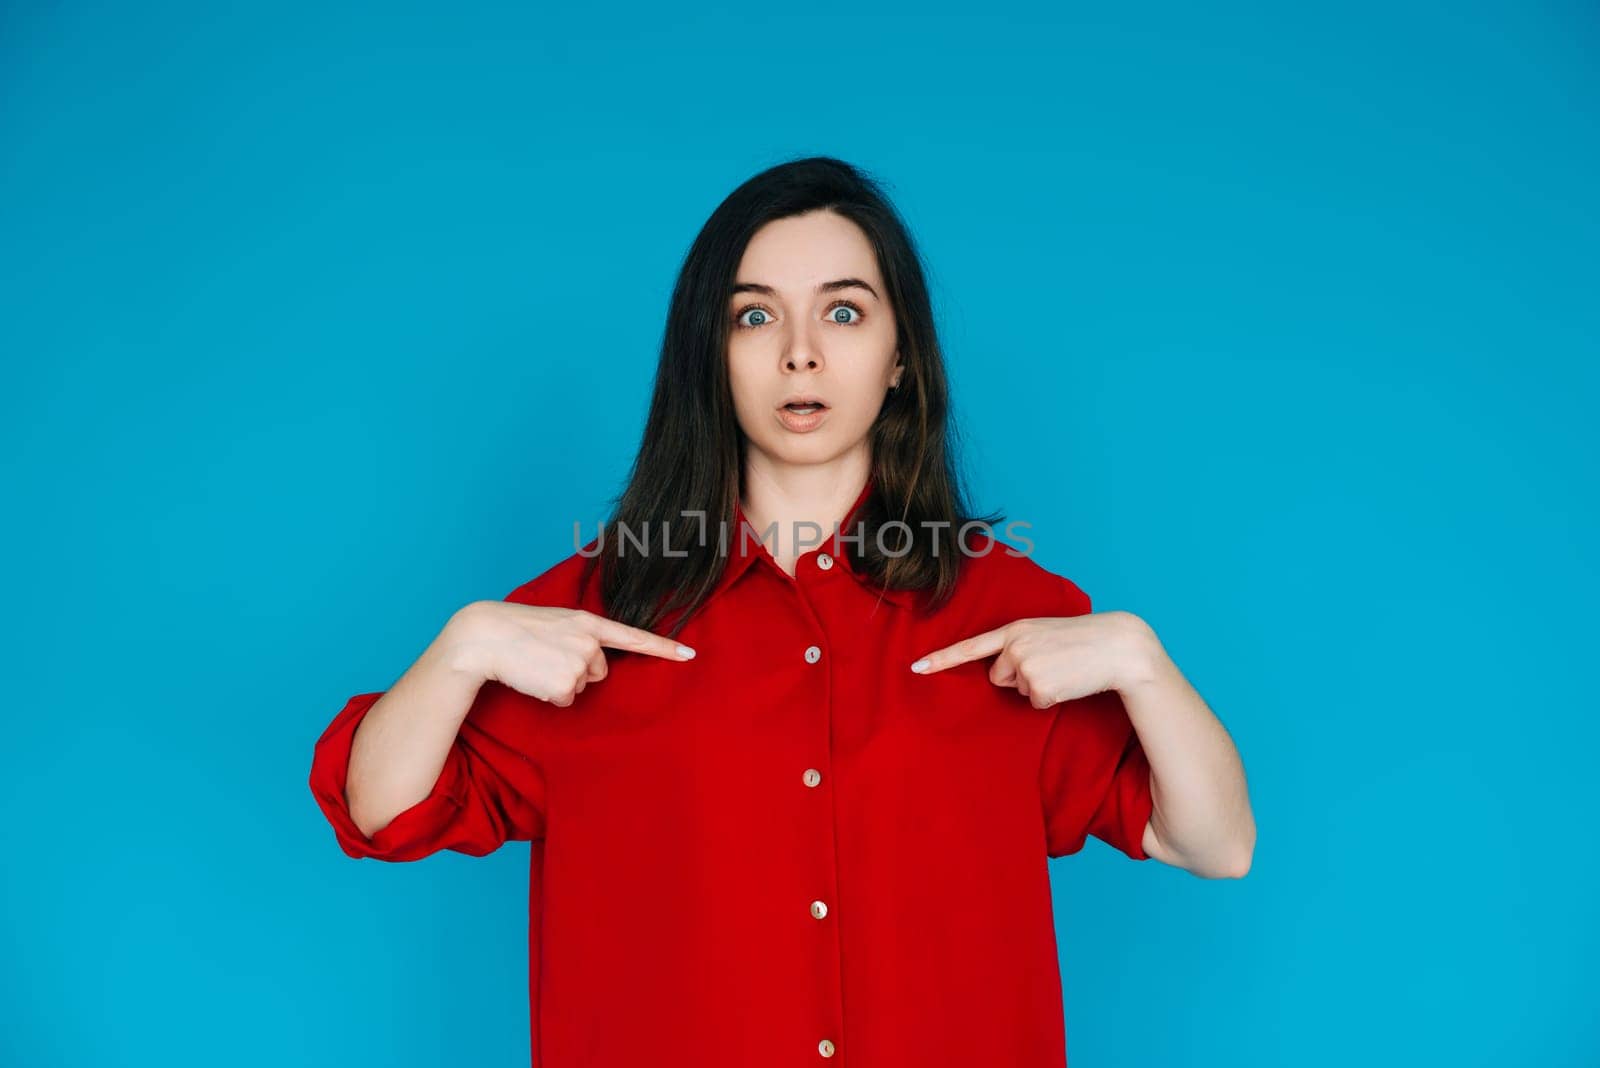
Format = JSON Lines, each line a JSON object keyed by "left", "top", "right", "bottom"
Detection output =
{"left": 836, "top": 345, "right": 899, "bottom": 395}
{"left": 724, "top": 348, "right": 758, "bottom": 397}
{"left": 724, "top": 355, "right": 773, "bottom": 428}
{"left": 842, "top": 324, "right": 897, "bottom": 370}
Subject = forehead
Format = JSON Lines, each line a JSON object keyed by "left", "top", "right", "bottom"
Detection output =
{"left": 735, "top": 210, "right": 882, "bottom": 291}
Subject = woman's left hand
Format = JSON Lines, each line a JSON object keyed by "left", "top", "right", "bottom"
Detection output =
{"left": 908, "top": 611, "right": 1155, "bottom": 707}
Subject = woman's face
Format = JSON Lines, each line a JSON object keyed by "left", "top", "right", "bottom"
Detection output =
{"left": 726, "top": 209, "right": 903, "bottom": 468}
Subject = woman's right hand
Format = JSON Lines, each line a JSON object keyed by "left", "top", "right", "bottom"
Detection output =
{"left": 443, "top": 601, "right": 697, "bottom": 707}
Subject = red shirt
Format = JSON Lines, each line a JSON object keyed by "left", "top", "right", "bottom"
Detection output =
{"left": 309, "top": 476, "right": 1154, "bottom": 1067}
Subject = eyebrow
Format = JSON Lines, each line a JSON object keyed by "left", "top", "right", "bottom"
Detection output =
{"left": 730, "top": 277, "right": 880, "bottom": 301}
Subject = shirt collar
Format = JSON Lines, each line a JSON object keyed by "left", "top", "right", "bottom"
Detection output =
{"left": 718, "top": 473, "right": 922, "bottom": 610}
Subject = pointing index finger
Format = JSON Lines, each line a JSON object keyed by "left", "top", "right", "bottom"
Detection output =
{"left": 909, "top": 624, "right": 1009, "bottom": 674}
{"left": 581, "top": 612, "right": 697, "bottom": 661}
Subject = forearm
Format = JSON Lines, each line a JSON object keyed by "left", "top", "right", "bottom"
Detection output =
{"left": 1108, "top": 612, "right": 1255, "bottom": 878}
{"left": 346, "top": 604, "right": 491, "bottom": 838}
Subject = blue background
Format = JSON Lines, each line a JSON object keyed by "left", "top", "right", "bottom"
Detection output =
{"left": 4, "top": 2, "right": 1595, "bottom": 1065}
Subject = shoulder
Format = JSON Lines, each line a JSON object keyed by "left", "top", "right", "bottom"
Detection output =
{"left": 503, "top": 544, "right": 606, "bottom": 612}
{"left": 949, "top": 527, "right": 1094, "bottom": 619}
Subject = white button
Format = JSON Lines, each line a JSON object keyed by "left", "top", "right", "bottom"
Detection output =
{"left": 818, "top": 1039, "right": 836, "bottom": 1057}
{"left": 804, "top": 645, "right": 822, "bottom": 664}
{"left": 817, "top": 553, "right": 834, "bottom": 570}
{"left": 803, "top": 768, "right": 822, "bottom": 787}
{"left": 810, "top": 899, "right": 828, "bottom": 919}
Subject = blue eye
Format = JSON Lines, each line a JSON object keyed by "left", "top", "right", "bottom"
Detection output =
{"left": 732, "top": 301, "right": 866, "bottom": 330}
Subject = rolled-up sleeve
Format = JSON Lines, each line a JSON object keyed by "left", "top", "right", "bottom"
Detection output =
{"left": 1038, "top": 577, "right": 1155, "bottom": 861}
{"left": 308, "top": 681, "right": 549, "bottom": 861}
{"left": 307, "top": 552, "right": 598, "bottom": 862}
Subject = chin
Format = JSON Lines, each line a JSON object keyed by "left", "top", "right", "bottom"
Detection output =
{"left": 755, "top": 433, "right": 843, "bottom": 465}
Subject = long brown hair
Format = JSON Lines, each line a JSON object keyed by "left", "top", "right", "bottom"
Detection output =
{"left": 584, "top": 155, "right": 1002, "bottom": 639}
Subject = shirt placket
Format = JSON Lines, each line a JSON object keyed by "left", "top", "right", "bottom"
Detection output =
{"left": 780, "top": 544, "right": 848, "bottom": 1062}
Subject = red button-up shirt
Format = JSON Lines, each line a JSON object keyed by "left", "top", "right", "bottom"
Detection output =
{"left": 309, "top": 477, "right": 1154, "bottom": 1067}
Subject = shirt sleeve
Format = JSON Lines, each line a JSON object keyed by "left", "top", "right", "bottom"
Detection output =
{"left": 308, "top": 681, "right": 549, "bottom": 862}
{"left": 307, "top": 552, "right": 594, "bottom": 862}
{"left": 1038, "top": 576, "right": 1156, "bottom": 861}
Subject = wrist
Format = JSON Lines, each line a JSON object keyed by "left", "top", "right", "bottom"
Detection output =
{"left": 1108, "top": 611, "right": 1165, "bottom": 693}
{"left": 432, "top": 601, "right": 497, "bottom": 682}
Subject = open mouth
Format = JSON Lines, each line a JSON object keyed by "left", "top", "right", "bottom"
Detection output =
{"left": 782, "top": 402, "right": 828, "bottom": 415}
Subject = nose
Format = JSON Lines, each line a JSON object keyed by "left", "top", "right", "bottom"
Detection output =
{"left": 783, "top": 328, "right": 823, "bottom": 373}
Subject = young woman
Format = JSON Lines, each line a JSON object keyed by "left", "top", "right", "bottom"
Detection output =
{"left": 309, "top": 156, "right": 1255, "bottom": 1068}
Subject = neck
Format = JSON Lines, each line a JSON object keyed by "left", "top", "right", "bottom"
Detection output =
{"left": 739, "top": 450, "right": 871, "bottom": 577}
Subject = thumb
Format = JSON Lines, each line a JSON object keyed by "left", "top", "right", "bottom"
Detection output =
{"left": 584, "top": 645, "right": 608, "bottom": 684}
{"left": 989, "top": 645, "right": 1020, "bottom": 688}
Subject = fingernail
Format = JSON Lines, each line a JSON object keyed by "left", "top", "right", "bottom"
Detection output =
{"left": 677, "top": 645, "right": 696, "bottom": 659}
{"left": 910, "top": 658, "right": 929, "bottom": 673}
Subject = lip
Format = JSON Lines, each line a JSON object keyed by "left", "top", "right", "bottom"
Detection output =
{"left": 776, "top": 403, "right": 830, "bottom": 433}
{"left": 778, "top": 393, "right": 828, "bottom": 409}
